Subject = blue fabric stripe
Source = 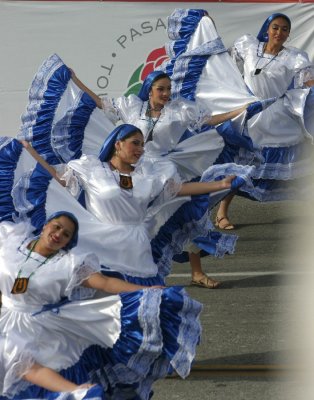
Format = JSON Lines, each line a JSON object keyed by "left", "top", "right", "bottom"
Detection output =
{"left": 51, "top": 91, "right": 97, "bottom": 163}
{"left": 19, "top": 54, "right": 71, "bottom": 165}
{"left": 0, "top": 138, "right": 22, "bottom": 222}
{"left": 18, "top": 54, "right": 97, "bottom": 165}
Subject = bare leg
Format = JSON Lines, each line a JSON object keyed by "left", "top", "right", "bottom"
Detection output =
{"left": 215, "top": 193, "right": 235, "bottom": 230}
{"left": 189, "top": 252, "right": 220, "bottom": 289}
{"left": 23, "top": 363, "right": 93, "bottom": 392}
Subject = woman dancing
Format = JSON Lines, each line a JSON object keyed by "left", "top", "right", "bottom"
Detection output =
{"left": 19, "top": 124, "right": 253, "bottom": 287}
{"left": 0, "top": 206, "right": 202, "bottom": 400}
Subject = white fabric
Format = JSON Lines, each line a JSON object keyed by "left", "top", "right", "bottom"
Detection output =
{"left": 194, "top": 16, "right": 257, "bottom": 115}
{"left": 232, "top": 34, "right": 314, "bottom": 147}
{"left": 0, "top": 220, "right": 122, "bottom": 396}
{"left": 62, "top": 155, "right": 182, "bottom": 277}
{"left": 101, "top": 94, "right": 224, "bottom": 182}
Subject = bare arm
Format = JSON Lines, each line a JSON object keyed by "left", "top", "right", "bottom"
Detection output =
{"left": 83, "top": 272, "right": 163, "bottom": 293}
{"left": 178, "top": 176, "right": 234, "bottom": 196}
{"left": 70, "top": 69, "right": 102, "bottom": 109}
{"left": 204, "top": 104, "right": 248, "bottom": 126}
{"left": 23, "top": 363, "right": 79, "bottom": 392}
{"left": 20, "top": 140, "right": 66, "bottom": 187}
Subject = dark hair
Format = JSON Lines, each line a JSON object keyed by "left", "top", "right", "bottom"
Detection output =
{"left": 98, "top": 124, "right": 143, "bottom": 162}
{"left": 257, "top": 13, "right": 291, "bottom": 42}
{"left": 151, "top": 72, "right": 170, "bottom": 86}
{"left": 137, "top": 71, "right": 171, "bottom": 101}
{"left": 107, "top": 129, "right": 143, "bottom": 161}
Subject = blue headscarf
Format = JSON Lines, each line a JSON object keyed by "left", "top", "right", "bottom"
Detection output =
{"left": 98, "top": 124, "right": 142, "bottom": 162}
{"left": 257, "top": 13, "right": 291, "bottom": 42}
{"left": 137, "top": 70, "right": 170, "bottom": 101}
{"left": 45, "top": 211, "right": 79, "bottom": 250}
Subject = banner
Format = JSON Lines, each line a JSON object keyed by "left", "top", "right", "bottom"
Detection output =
{"left": 0, "top": 1, "right": 313, "bottom": 136}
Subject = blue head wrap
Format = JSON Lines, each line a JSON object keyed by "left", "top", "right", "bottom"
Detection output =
{"left": 137, "top": 70, "right": 170, "bottom": 101}
{"left": 98, "top": 124, "right": 142, "bottom": 162}
{"left": 257, "top": 13, "right": 291, "bottom": 42}
{"left": 45, "top": 211, "right": 79, "bottom": 250}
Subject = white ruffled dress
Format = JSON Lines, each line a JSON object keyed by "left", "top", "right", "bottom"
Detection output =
{"left": 0, "top": 220, "right": 202, "bottom": 400}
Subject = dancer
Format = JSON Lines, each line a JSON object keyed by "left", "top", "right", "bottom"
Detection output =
{"left": 70, "top": 68, "right": 255, "bottom": 288}
{"left": 17, "top": 53, "right": 257, "bottom": 288}
{"left": 20, "top": 124, "right": 253, "bottom": 287}
{"left": 214, "top": 13, "right": 314, "bottom": 228}
{"left": 0, "top": 209, "right": 202, "bottom": 400}
{"left": 162, "top": 10, "right": 314, "bottom": 228}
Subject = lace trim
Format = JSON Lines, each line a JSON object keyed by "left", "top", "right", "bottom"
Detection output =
{"left": 66, "top": 254, "right": 100, "bottom": 300}
{"left": 2, "top": 350, "right": 35, "bottom": 398}
{"left": 100, "top": 96, "right": 120, "bottom": 124}
{"left": 253, "top": 157, "right": 314, "bottom": 180}
{"left": 57, "top": 164, "right": 81, "bottom": 198}
{"left": 157, "top": 210, "right": 210, "bottom": 277}
{"left": 11, "top": 170, "right": 36, "bottom": 217}
{"left": 170, "top": 289, "right": 202, "bottom": 378}
{"left": 215, "top": 233, "right": 238, "bottom": 258}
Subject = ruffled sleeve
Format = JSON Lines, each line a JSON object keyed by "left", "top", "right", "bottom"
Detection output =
{"left": 149, "top": 161, "right": 183, "bottom": 203}
{"left": 65, "top": 252, "right": 101, "bottom": 300}
{"left": 100, "top": 95, "right": 120, "bottom": 124}
{"left": 230, "top": 34, "right": 258, "bottom": 75}
{"left": 0, "top": 220, "right": 33, "bottom": 248}
{"left": 100, "top": 94, "right": 143, "bottom": 124}
{"left": 58, "top": 155, "right": 102, "bottom": 197}
{"left": 286, "top": 48, "right": 314, "bottom": 88}
{"left": 172, "top": 98, "right": 212, "bottom": 132}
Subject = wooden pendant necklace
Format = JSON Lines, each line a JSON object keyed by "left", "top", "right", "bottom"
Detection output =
{"left": 11, "top": 240, "right": 54, "bottom": 294}
{"left": 109, "top": 161, "right": 133, "bottom": 190}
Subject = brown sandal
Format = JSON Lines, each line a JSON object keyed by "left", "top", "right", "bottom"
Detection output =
{"left": 191, "top": 275, "right": 221, "bottom": 289}
{"left": 215, "top": 216, "right": 234, "bottom": 230}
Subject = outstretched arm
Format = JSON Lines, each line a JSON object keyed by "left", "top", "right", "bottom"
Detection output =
{"left": 20, "top": 141, "right": 66, "bottom": 187}
{"left": 178, "top": 176, "right": 234, "bottom": 196}
{"left": 23, "top": 363, "right": 85, "bottom": 392}
{"left": 204, "top": 104, "right": 248, "bottom": 126}
{"left": 83, "top": 272, "right": 163, "bottom": 293}
{"left": 70, "top": 69, "right": 102, "bottom": 109}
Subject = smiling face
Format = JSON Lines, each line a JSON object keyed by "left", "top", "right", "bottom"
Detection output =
{"left": 115, "top": 131, "right": 145, "bottom": 165}
{"left": 267, "top": 17, "right": 290, "bottom": 48}
{"left": 38, "top": 216, "right": 76, "bottom": 256}
{"left": 149, "top": 77, "right": 171, "bottom": 108}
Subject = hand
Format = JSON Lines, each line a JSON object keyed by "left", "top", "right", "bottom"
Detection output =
{"left": 69, "top": 68, "right": 76, "bottom": 78}
{"left": 231, "top": 176, "right": 246, "bottom": 190}
{"left": 77, "top": 383, "right": 96, "bottom": 390}
{"left": 220, "top": 175, "right": 236, "bottom": 189}
{"left": 19, "top": 140, "right": 30, "bottom": 149}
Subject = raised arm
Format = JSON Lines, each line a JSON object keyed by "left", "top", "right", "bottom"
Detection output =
{"left": 70, "top": 69, "right": 102, "bottom": 109}
{"left": 20, "top": 140, "right": 66, "bottom": 187}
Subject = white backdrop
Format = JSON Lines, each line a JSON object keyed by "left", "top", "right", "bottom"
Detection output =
{"left": 0, "top": 1, "right": 313, "bottom": 136}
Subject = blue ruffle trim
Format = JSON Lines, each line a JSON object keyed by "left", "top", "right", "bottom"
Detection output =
{"left": 173, "top": 230, "right": 238, "bottom": 263}
{"left": 151, "top": 193, "right": 212, "bottom": 277}
{"left": 17, "top": 53, "right": 97, "bottom": 165}
{"left": 162, "top": 9, "right": 226, "bottom": 101}
{"left": 5, "top": 287, "right": 201, "bottom": 400}
{"left": 100, "top": 269, "right": 165, "bottom": 287}
{"left": 0, "top": 138, "right": 22, "bottom": 222}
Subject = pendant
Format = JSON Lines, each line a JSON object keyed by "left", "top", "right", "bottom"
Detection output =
{"left": 254, "top": 68, "right": 262, "bottom": 75}
{"left": 11, "top": 277, "right": 29, "bottom": 294}
{"left": 119, "top": 174, "right": 133, "bottom": 190}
